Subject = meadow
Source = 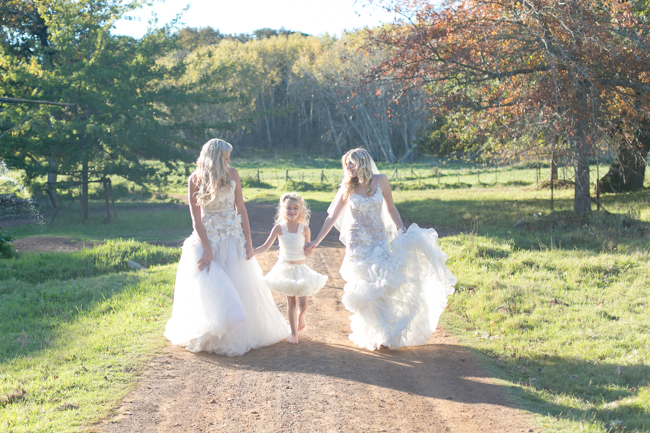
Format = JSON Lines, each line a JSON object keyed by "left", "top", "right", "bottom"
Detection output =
{"left": 1, "top": 156, "right": 649, "bottom": 432}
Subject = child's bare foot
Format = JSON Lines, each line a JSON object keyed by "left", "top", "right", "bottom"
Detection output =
{"left": 287, "top": 334, "right": 299, "bottom": 344}
{"left": 379, "top": 344, "right": 390, "bottom": 350}
{"left": 297, "top": 313, "right": 306, "bottom": 331}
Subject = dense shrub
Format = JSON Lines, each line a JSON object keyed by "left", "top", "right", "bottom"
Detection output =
{"left": 0, "top": 227, "right": 16, "bottom": 259}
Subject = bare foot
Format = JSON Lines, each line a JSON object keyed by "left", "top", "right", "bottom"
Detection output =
{"left": 379, "top": 344, "right": 390, "bottom": 350}
{"left": 287, "top": 334, "right": 299, "bottom": 344}
{"left": 298, "top": 313, "right": 306, "bottom": 331}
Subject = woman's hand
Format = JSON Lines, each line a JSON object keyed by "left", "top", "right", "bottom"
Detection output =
{"left": 198, "top": 248, "right": 213, "bottom": 272}
{"left": 245, "top": 242, "right": 254, "bottom": 260}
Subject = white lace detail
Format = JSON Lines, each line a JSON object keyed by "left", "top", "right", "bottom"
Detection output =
{"left": 344, "top": 186, "right": 390, "bottom": 263}
{"left": 278, "top": 223, "right": 306, "bottom": 261}
{"left": 195, "top": 180, "right": 245, "bottom": 262}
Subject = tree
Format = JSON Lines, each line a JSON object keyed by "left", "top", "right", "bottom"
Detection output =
{"left": 367, "top": 0, "right": 650, "bottom": 212}
{"left": 1, "top": 0, "right": 232, "bottom": 220}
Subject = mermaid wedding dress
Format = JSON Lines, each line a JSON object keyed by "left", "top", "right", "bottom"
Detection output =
{"left": 335, "top": 186, "right": 457, "bottom": 350}
{"left": 164, "top": 180, "right": 289, "bottom": 356}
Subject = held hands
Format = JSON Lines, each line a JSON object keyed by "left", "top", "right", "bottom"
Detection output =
{"left": 198, "top": 248, "right": 213, "bottom": 272}
{"left": 304, "top": 240, "right": 317, "bottom": 255}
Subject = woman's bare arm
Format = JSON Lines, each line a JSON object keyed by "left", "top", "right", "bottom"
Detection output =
{"left": 188, "top": 175, "right": 213, "bottom": 271}
{"left": 230, "top": 167, "right": 254, "bottom": 259}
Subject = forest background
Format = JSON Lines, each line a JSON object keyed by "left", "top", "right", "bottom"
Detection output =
{"left": 1, "top": 0, "right": 648, "bottom": 218}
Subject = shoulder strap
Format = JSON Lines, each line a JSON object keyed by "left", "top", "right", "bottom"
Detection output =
{"left": 279, "top": 223, "right": 288, "bottom": 235}
{"left": 297, "top": 222, "right": 305, "bottom": 235}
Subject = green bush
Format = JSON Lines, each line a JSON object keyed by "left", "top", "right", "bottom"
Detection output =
{"left": 0, "top": 227, "right": 16, "bottom": 259}
{"left": 0, "top": 239, "right": 180, "bottom": 283}
{"left": 241, "top": 177, "right": 274, "bottom": 189}
{"left": 281, "top": 180, "right": 336, "bottom": 192}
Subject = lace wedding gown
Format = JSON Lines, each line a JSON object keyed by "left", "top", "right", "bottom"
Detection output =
{"left": 339, "top": 186, "right": 457, "bottom": 350}
{"left": 164, "top": 180, "right": 290, "bottom": 356}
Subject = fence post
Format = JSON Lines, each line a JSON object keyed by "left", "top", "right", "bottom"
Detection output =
{"left": 285, "top": 170, "right": 290, "bottom": 182}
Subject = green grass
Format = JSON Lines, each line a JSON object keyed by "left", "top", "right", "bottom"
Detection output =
{"left": 0, "top": 241, "right": 178, "bottom": 432}
{"left": 439, "top": 235, "right": 650, "bottom": 432}
{"left": 0, "top": 239, "right": 181, "bottom": 283}
{"left": 9, "top": 206, "right": 191, "bottom": 242}
{"left": 2, "top": 157, "right": 650, "bottom": 432}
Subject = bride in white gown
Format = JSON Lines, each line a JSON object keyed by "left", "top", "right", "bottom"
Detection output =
{"left": 306, "top": 148, "right": 457, "bottom": 350}
{"left": 164, "top": 139, "right": 289, "bottom": 356}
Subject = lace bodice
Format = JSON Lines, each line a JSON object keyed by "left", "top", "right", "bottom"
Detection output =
{"left": 344, "top": 186, "right": 390, "bottom": 262}
{"left": 194, "top": 180, "right": 245, "bottom": 262}
{"left": 202, "top": 180, "right": 237, "bottom": 215}
{"left": 278, "top": 223, "right": 306, "bottom": 261}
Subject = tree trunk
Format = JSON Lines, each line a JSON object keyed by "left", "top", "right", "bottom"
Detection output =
{"left": 573, "top": 119, "right": 591, "bottom": 214}
{"left": 325, "top": 105, "right": 343, "bottom": 156}
{"left": 550, "top": 149, "right": 558, "bottom": 181}
{"left": 598, "top": 128, "right": 650, "bottom": 193}
{"left": 46, "top": 157, "right": 60, "bottom": 209}
{"left": 81, "top": 155, "right": 89, "bottom": 222}
{"left": 260, "top": 92, "right": 272, "bottom": 149}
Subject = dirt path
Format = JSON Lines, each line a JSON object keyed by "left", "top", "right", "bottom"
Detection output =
{"left": 15, "top": 204, "right": 535, "bottom": 432}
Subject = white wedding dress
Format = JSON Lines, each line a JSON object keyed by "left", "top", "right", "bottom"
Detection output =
{"left": 336, "top": 186, "right": 457, "bottom": 350}
{"left": 164, "top": 180, "right": 290, "bottom": 356}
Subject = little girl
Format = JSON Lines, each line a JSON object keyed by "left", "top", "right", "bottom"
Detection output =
{"left": 253, "top": 193, "right": 328, "bottom": 344}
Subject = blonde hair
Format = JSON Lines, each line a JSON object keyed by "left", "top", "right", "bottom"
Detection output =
{"left": 275, "top": 192, "right": 310, "bottom": 226}
{"left": 193, "top": 139, "right": 233, "bottom": 206}
{"left": 341, "top": 148, "right": 374, "bottom": 201}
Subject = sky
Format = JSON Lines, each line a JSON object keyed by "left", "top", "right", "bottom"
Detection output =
{"left": 112, "top": 0, "right": 400, "bottom": 38}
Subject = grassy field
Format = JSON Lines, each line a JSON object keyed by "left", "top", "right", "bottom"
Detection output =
{"left": 0, "top": 241, "right": 179, "bottom": 432}
{"left": 1, "top": 157, "right": 649, "bottom": 432}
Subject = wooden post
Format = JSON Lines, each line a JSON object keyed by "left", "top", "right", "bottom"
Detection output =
{"left": 285, "top": 170, "right": 290, "bottom": 182}
{"left": 255, "top": 168, "right": 260, "bottom": 183}
{"left": 103, "top": 178, "right": 112, "bottom": 223}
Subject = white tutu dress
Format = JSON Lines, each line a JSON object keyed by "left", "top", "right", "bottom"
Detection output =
{"left": 264, "top": 222, "right": 328, "bottom": 297}
{"left": 164, "top": 181, "right": 290, "bottom": 357}
{"left": 331, "top": 185, "right": 457, "bottom": 350}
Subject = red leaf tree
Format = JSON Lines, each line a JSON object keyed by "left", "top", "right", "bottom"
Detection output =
{"left": 367, "top": 0, "right": 650, "bottom": 213}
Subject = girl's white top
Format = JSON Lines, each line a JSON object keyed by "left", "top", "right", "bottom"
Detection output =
{"left": 278, "top": 223, "right": 306, "bottom": 261}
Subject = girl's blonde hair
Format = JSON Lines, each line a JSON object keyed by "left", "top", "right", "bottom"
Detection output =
{"left": 275, "top": 192, "right": 310, "bottom": 226}
{"left": 193, "top": 139, "right": 233, "bottom": 206}
{"left": 341, "top": 148, "right": 374, "bottom": 201}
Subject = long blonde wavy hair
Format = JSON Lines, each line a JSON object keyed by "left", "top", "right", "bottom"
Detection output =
{"left": 193, "top": 139, "right": 233, "bottom": 206}
{"left": 341, "top": 148, "right": 374, "bottom": 201}
{"left": 274, "top": 192, "right": 311, "bottom": 226}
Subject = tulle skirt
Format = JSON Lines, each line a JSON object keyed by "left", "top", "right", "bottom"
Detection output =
{"left": 164, "top": 235, "right": 290, "bottom": 357}
{"left": 340, "top": 224, "right": 457, "bottom": 351}
{"left": 264, "top": 260, "right": 328, "bottom": 297}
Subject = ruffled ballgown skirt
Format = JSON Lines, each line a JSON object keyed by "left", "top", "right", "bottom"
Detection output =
{"left": 340, "top": 224, "right": 457, "bottom": 350}
{"left": 165, "top": 235, "right": 290, "bottom": 357}
{"left": 264, "top": 260, "right": 328, "bottom": 297}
